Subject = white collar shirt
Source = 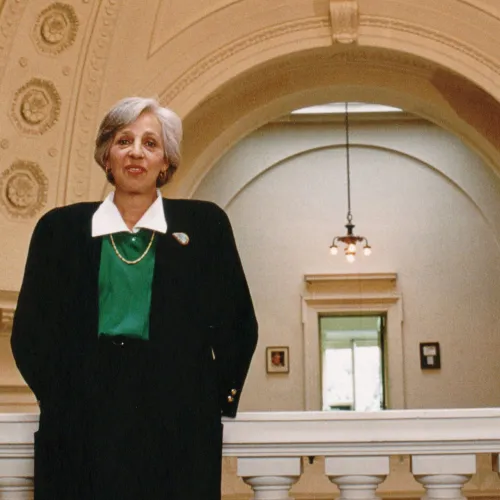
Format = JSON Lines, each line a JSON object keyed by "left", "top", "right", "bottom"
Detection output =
{"left": 91, "top": 189, "right": 167, "bottom": 237}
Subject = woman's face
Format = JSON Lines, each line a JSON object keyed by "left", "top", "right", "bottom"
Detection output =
{"left": 107, "top": 112, "right": 166, "bottom": 196}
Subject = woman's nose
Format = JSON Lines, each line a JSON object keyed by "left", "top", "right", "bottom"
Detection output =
{"left": 129, "top": 141, "right": 144, "bottom": 158}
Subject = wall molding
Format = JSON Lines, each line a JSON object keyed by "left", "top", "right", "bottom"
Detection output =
{"left": 329, "top": 48, "right": 438, "bottom": 77}
{"left": 301, "top": 273, "right": 404, "bottom": 410}
{"left": 0, "top": 385, "right": 36, "bottom": 409}
{"left": 161, "top": 17, "right": 330, "bottom": 105}
{"left": 148, "top": 0, "right": 246, "bottom": 58}
{"left": 0, "top": 0, "right": 29, "bottom": 85}
{"left": 304, "top": 273, "right": 397, "bottom": 285}
{"left": 457, "top": 0, "right": 500, "bottom": 21}
{"left": 0, "top": 290, "right": 17, "bottom": 338}
{"left": 65, "top": 0, "right": 122, "bottom": 204}
{"left": 361, "top": 15, "right": 500, "bottom": 78}
{"left": 0, "top": 310, "right": 13, "bottom": 338}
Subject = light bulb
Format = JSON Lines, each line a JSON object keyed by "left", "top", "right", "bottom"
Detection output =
{"left": 330, "top": 245, "right": 338, "bottom": 255}
{"left": 347, "top": 243, "right": 356, "bottom": 253}
{"left": 363, "top": 246, "right": 372, "bottom": 256}
{"left": 346, "top": 254, "right": 355, "bottom": 263}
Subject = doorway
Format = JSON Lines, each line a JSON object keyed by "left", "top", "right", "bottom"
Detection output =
{"left": 319, "top": 314, "right": 386, "bottom": 411}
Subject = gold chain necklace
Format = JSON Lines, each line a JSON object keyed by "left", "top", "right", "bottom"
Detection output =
{"left": 109, "top": 231, "right": 155, "bottom": 265}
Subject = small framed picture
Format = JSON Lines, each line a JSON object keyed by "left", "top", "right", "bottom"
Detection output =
{"left": 266, "top": 346, "right": 289, "bottom": 373}
{"left": 419, "top": 342, "right": 441, "bottom": 369}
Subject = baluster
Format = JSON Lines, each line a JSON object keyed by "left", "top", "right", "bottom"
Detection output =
{"left": 0, "top": 443, "right": 34, "bottom": 499}
{"left": 326, "top": 456, "right": 390, "bottom": 500}
{"left": 238, "top": 457, "right": 302, "bottom": 500}
{"left": 0, "top": 477, "right": 34, "bottom": 499}
{"left": 411, "top": 454, "right": 475, "bottom": 500}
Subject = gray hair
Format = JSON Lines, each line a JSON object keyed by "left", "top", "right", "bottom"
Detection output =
{"left": 94, "top": 96, "right": 183, "bottom": 187}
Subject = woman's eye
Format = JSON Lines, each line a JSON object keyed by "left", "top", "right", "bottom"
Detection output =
{"left": 117, "top": 138, "right": 130, "bottom": 145}
{"left": 145, "top": 140, "right": 157, "bottom": 148}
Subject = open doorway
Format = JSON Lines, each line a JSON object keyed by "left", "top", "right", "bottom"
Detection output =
{"left": 319, "top": 314, "right": 386, "bottom": 411}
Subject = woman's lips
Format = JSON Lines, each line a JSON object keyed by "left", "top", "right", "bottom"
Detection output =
{"left": 125, "top": 166, "right": 146, "bottom": 175}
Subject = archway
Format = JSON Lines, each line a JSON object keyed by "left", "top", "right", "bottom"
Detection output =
{"left": 161, "top": 47, "right": 500, "bottom": 199}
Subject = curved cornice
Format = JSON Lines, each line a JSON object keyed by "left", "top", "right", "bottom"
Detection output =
{"left": 64, "top": 0, "right": 122, "bottom": 204}
{"left": 157, "top": 9, "right": 500, "bottom": 116}
{"left": 0, "top": 0, "right": 29, "bottom": 84}
{"left": 148, "top": 0, "right": 246, "bottom": 58}
{"left": 456, "top": 0, "right": 500, "bottom": 20}
{"left": 170, "top": 46, "right": 500, "bottom": 203}
{"left": 219, "top": 141, "right": 500, "bottom": 250}
{"left": 224, "top": 144, "right": 488, "bottom": 223}
{"left": 160, "top": 17, "right": 330, "bottom": 105}
{"left": 362, "top": 15, "right": 500, "bottom": 79}
{"left": 56, "top": 0, "right": 500, "bottom": 205}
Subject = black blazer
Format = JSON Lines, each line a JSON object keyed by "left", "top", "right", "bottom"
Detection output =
{"left": 11, "top": 198, "right": 258, "bottom": 499}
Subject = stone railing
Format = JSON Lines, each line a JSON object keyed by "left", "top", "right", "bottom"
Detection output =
{"left": 2, "top": 409, "right": 500, "bottom": 499}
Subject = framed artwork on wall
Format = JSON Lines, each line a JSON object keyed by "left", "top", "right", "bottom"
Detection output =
{"left": 419, "top": 342, "right": 441, "bottom": 369}
{"left": 266, "top": 346, "right": 289, "bottom": 373}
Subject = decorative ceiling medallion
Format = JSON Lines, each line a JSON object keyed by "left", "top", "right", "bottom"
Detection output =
{"left": 32, "top": 3, "right": 79, "bottom": 54}
{"left": 0, "top": 160, "right": 48, "bottom": 219}
{"left": 11, "top": 78, "right": 61, "bottom": 135}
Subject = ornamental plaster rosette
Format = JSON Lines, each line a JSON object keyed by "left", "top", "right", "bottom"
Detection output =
{"left": 32, "top": 3, "right": 79, "bottom": 55}
{"left": 0, "top": 160, "right": 48, "bottom": 219}
{"left": 10, "top": 78, "right": 61, "bottom": 136}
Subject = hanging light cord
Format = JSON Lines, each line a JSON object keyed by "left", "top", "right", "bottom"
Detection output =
{"left": 344, "top": 102, "right": 352, "bottom": 224}
{"left": 329, "top": 102, "right": 371, "bottom": 259}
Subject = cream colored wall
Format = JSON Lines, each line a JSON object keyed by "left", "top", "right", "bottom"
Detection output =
{"left": 193, "top": 117, "right": 500, "bottom": 411}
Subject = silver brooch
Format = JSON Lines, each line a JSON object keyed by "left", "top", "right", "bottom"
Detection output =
{"left": 172, "top": 232, "right": 189, "bottom": 245}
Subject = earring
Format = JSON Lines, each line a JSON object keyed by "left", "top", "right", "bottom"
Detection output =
{"left": 105, "top": 166, "right": 115, "bottom": 184}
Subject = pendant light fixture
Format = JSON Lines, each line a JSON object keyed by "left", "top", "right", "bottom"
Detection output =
{"left": 329, "top": 102, "right": 372, "bottom": 263}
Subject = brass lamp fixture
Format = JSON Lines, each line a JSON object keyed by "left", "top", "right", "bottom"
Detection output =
{"left": 329, "top": 103, "right": 372, "bottom": 263}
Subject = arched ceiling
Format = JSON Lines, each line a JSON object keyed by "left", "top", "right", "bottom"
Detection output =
{"left": 164, "top": 46, "right": 500, "bottom": 198}
{"left": 1, "top": 0, "right": 500, "bottom": 209}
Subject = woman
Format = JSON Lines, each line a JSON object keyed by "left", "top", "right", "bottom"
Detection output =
{"left": 11, "top": 96, "right": 258, "bottom": 500}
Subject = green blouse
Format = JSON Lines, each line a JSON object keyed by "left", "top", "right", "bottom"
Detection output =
{"left": 98, "top": 229, "right": 156, "bottom": 340}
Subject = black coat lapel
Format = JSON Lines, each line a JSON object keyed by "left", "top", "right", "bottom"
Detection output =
{"left": 79, "top": 206, "right": 102, "bottom": 344}
{"left": 149, "top": 198, "right": 192, "bottom": 342}
{"left": 86, "top": 232, "right": 102, "bottom": 338}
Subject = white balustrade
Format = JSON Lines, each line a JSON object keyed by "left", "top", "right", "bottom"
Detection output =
{"left": 412, "top": 454, "right": 476, "bottom": 500}
{"left": 238, "top": 457, "right": 302, "bottom": 499}
{"left": 492, "top": 452, "right": 500, "bottom": 478}
{"left": 325, "top": 456, "right": 390, "bottom": 500}
{"left": 2, "top": 409, "right": 500, "bottom": 498}
{"left": 0, "top": 477, "right": 33, "bottom": 499}
{"left": 0, "top": 413, "right": 37, "bottom": 499}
